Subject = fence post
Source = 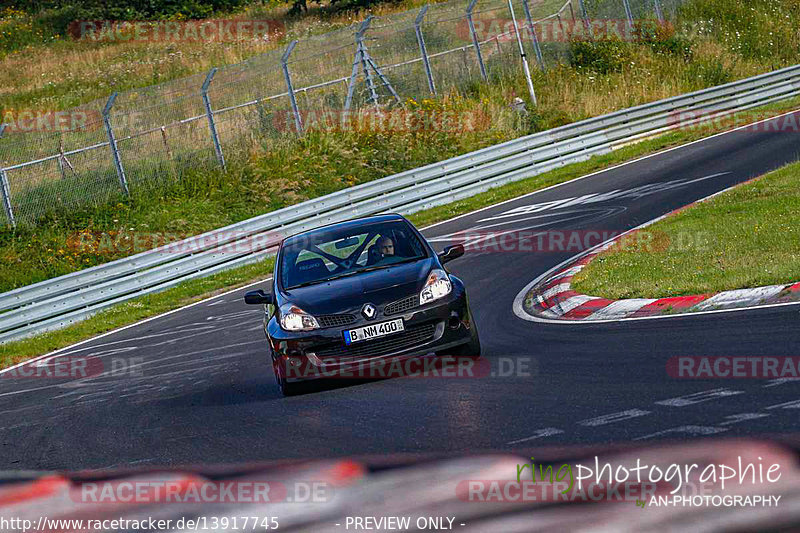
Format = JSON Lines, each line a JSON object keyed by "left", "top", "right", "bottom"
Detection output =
{"left": 507, "top": 0, "right": 537, "bottom": 106}
{"left": 0, "top": 124, "right": 11, "bottom": 228}
{"left": 0, "top": 168, "right": 14, "bottom": 229}
{"left": 466, "top": 0, "right": 488, "bottom": 81}
{"left": 102, "top": 93, "right": 130, "bottom": 197}
{"left": 521, "top": 0, "right": 545, "bottom": 71}
{"left": 345, "top": 17, "right": 374, "bottom": 113}
{"left": 415, "top": 6, "right": 436, "bottom": 95}
{"left": 201, "top": 68, "right": 226, "bottom": 171}
{"left": 653, "top": 0, "right": 664, "bottom": 22}
{"left": 281, "top": 40, "right": 303, "bottom": 135}
{"left": 621, "top": 0, "right": 634, "bottom": 30}
{"left": 577, "top": 0, "right": 592, "bottom": 36}
{"left": 57, "top": 138, "right": 67, "bottom": 180}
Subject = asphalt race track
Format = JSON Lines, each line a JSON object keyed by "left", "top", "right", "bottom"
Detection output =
{"left": 2, "top": 113, "right": 800, "bottom": 471}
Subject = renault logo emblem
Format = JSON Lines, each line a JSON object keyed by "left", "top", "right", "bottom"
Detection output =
{"left": 362, "top": 303, "right": 377, "bottom": 320}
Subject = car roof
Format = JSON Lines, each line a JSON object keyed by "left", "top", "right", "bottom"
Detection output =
{"left": 281, "top": 214, "right": 409, "bottom": 245}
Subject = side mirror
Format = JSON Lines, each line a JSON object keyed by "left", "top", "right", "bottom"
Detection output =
{"left": 244, "top": 289, "right": 272, "bottom": 305}
{"left": 438, "top": 244, "right": 464, "bottom": 264}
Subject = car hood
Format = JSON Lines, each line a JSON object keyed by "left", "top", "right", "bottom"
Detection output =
{"left": 280, "top": 257, "right": 436, "bottom": 316}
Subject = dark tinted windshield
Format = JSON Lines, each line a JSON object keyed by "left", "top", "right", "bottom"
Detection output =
{"left": 280, "top": 220, "right": 428, "bottom": 289}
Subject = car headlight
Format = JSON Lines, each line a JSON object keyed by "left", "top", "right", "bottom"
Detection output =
{"left": 420, "top": 269, "right": 452, "bottom": 305}
{"left": 279, "top": 303, "right": 320, "bottom": 331}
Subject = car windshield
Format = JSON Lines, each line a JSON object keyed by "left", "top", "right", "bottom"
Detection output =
{"left": 280, "top": 220, "right": 428, "bottom": 289}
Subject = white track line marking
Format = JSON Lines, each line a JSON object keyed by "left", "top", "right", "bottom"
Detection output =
{"left": 507, "top": 427, "right": 564, "bottom": 445}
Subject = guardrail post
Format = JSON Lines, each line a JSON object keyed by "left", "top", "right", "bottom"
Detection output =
{"left": 653, "top": 0, "right": 664, "bottom": 22}
{"left": 508, "top": 0, "right": 537, "bottom": 106}
{"left": 415, "top": 6, "right": 436, "bottom": 95}
{"left": 521, "top": 0, "right": 545, "bottom": 71}
{"left": 0, "top": 168, "right": 16, "bottom": 229}
{"left": 281, "top": 41, "right": 303, "bottom": 135}
{"left": 577, "top": 0, "right": 592, "bottom": 36}
{"left": 621, "top": 0, "right": 634, "bottom": 30}
{"left": 466, "top": 0, "right": 488, "bottom": 82}
{"left": 102, "top": 93, "right": 130, "bottom": 197}
{"left": 201, "top": 68, "right": 226, "bottom": 171}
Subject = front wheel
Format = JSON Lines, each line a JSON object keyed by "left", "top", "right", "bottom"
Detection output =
{"left": 450, "top": 324, "right": 481, "bottom": 358}
{"left": 271, "top": 353, "right": 305, "bottom": 396}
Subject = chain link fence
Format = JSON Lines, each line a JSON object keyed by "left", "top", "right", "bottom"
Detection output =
{"left": 0, "top": 0, "right": 674, "bottom": 228}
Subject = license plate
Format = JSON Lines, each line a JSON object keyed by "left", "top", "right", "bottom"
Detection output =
{"left": 344, "top": 318, "right": 404, "bottom": 345}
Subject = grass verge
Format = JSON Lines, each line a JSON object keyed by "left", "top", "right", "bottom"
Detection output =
{"left": 572, "top": 157, "right": 800, "bottom": 300}
{"left": 2, "top": 96, "right": 799, "bottom": 366}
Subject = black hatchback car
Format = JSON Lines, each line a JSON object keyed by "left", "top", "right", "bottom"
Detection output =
{"left": 244, "top": 214, "right": 480, "bottom": 395}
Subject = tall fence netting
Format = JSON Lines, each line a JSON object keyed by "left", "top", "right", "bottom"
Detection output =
{"left": 0, "top": 0, "right": 678, "bottom": 227}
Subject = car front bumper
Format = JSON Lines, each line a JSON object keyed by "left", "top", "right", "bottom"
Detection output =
{"left": 265, "top": 286, "right": 476, "bottom": 382}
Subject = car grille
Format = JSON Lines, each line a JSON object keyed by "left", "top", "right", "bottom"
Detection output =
{"left": 317, "top": 314, "right": 356, "bottom": 328}
{"left": 384, "top": 295, "right": 418, "bottom": 316}
{"left": 312, "top": 322, "right": 437, "bottom": 362}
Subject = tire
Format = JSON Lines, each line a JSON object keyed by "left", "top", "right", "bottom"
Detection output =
{"left": 449, "top": 323, "right": 481, "bottom": 358}
{"left": 271, "top": 353, "right": 306, "bottom": 396}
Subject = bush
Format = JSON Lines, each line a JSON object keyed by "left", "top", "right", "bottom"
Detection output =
{"left": 633, "top": 21, "right": 694, "bottom": 61}
{"left": 684, "top": 58, "right": 732, "bottom": 89}
{"left": 568, "top": 37, "right": 633, "bottom": 74}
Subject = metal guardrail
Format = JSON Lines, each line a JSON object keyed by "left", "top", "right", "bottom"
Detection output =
{"left": 2, "top": 64, "right": 800, "bottom": 344}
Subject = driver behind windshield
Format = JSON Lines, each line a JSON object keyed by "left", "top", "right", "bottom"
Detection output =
{"left": 377, "top": 236, "right": 395, "bottom": 259}
{"left": 281, "top": 221, "right": 427, "bottom": 289}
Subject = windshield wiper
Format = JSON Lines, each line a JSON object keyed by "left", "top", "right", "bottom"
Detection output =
{"left": 322, "top": 258, "right": 422, "bottom": 282}
{"left": 287, "top": 257, "right": 423, "bottom": 288}
{"left": 287, "top": 280, "right": 325, "bottom": 289}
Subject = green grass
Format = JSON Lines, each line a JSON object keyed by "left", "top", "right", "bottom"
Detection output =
{"left": 3, "top": 95, "right": 800, "bottom": 366}
{"left": 572, "top": 159, "right": 800, "bottom": 300}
